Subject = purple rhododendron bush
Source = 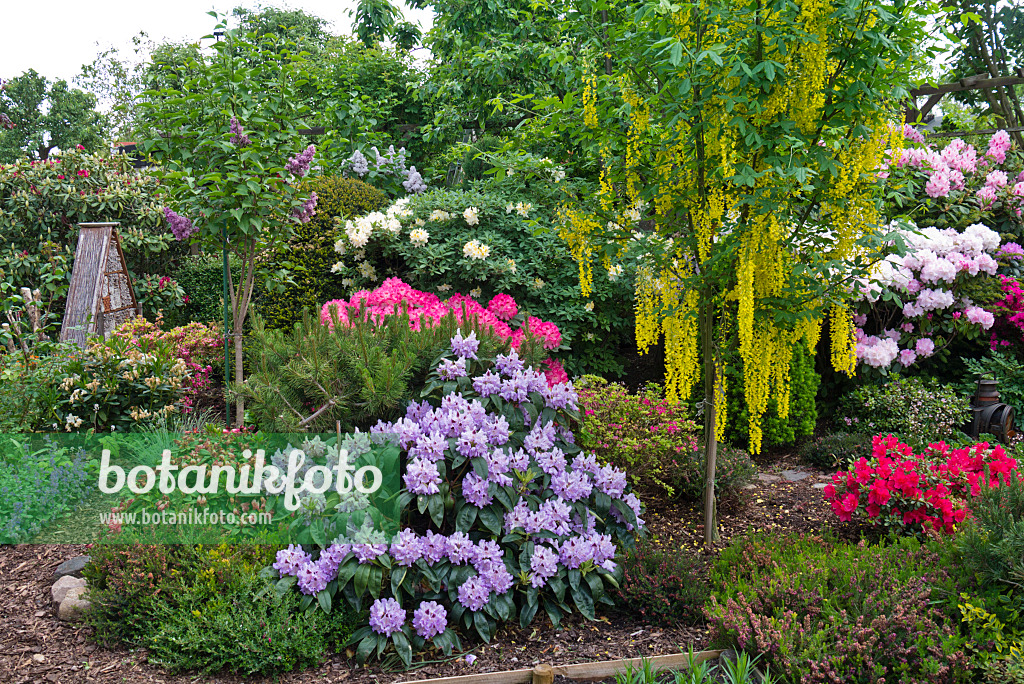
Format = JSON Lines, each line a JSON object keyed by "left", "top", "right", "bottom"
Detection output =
{"left": 268, "top": 331, "right": 643, "bottom": 667}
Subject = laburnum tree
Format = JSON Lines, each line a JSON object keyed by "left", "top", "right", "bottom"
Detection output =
{"left": 140, "top": 15, "right": 319, "bottom": 426}
{"left": 546, "top": 0, "right": 934, "bottom": 543}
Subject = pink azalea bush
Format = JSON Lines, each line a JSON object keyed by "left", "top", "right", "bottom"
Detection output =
{"left": 823, "top": 434, "right": 1019, "bottom": 535}
{"left": 320, "top": 278, "right": 566, "bottom": 384}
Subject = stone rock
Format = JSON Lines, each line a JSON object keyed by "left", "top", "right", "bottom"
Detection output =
{"left": 812, "top": 482, "right": 829, "bottom": 490}
{"left": 32, "top": 654, "right": 45, "bottom": 664}
{"left": 58, "top": 587, "right": 90, "bottom": 621}
{"left": 781, "top": 469, "right": 811, "bottom": 482}
{"left": 743, "top": 484, "right": 758, "bottom": 490}
{"left": 53, "top": 555, "right": 90, "bottom": 580}
{"left": 757, "top": 473, "right": 781, "bottom": 483}
{"left": 51, "top": 576, "right": 86, "bottom": 607}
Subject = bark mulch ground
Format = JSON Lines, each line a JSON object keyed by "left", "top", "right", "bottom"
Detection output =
{"left": 0, "top": 451, "right": 861, "bottom": 684}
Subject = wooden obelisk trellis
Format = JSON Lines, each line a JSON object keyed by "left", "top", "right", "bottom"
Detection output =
{"left": 60, "top": 222, "right": 143, "bottom": 347}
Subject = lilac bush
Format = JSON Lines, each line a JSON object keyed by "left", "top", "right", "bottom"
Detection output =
{"left": 269, "top": 333, "right": 645, "bottom": 667}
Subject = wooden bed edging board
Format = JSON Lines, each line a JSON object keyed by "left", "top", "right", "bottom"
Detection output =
{"left": 395, "top": 649, "right": 725, "bottom": 684}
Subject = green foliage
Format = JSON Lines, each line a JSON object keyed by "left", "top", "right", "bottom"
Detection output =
{"left": 85, "top": 542, "right": 355, "bottom": 676}
{"left": 837, "top": 376, "right": 971, "bottom": 448}
{"left": 957, "top": 471, "right": 1024, "bottom": 592}
{"left": 0, "top": 348, "right": 75, "bottom": 432}
{"left": 798, "top": 431, "right": 874, "bottom": 470}
{"left": 257, "top": 175, "right": 389, "bottom": 331}
{"left": 0, "top": 438, "right": 95, "bottom": 543}
{"left": 708, "top": 532, "right": 972, "bottom": 683}
{"left": 146, "top": 571, "right": 359, "bottom": 676}
{"left": 237, "top": 309, "right": 526, "bottom": 432}
{"left": 613, "top": 538, "right": 709, "bottom": 626}
{"left": 0, "top": 69, "right": 106, "bottom": 162}
{"left": 55, "top": 334, "right": 189, "bottom": 432}
{"left": 723, "top": 341, "right": 819, "bottom": 449}
{"left": 330, "top": 186, "right": 636, "bottom": 377}
{"left": 168, "top": 252, "right": 243, "bottom": 327}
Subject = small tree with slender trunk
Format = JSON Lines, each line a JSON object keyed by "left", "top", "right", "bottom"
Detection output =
{"left": 140, "top": 14, "right": 319, "bottom": 426}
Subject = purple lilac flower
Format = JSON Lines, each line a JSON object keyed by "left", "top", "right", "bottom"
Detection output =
{"left": 446, "top": 531, "right": 475, "bottom": 565}
{"left": 349, "top": 149, "right": 369, "bottom": 176}
{"left": 462, "top": 471, "right": 493, "bottom": 507}
{"left": 297, "top": 559, "right": 331, "bottom": 595}
{"left": 369, "top": 597, "right": 406, "bottom": 636}
{"left": 494, "top": 350, "right": 524, "bottom": 376}
{"left": 529, "top": 546, "right": 559, "bottom": 588}
{"left": 291, "top": 191, "right": 318, "bottom": 223}
{"left": 403, "top": 166, "right": 427, "bottom": 194}
{"left": 457, "top": 429, "right": 490, "bottom": 460}
{"left": 439, "top": 357, "right": 468, "bottom": 380}
{"left": 229, "top": 116, "right": 250, "bottom": 146}
{"left": 413, "top": 601, "right": 448, "bottom": 640}
{"left": 451, "top": 330, "right": 480, "bottom": 360}
{"left": 422, "top": 530, "right": 449, "bottom": 564}
{"left": 473, "top": 371, "right": 502, "bottom": 396}
{"left": 164, "top": 207, "right": 196, "bottom": 241}
{"left": 273, "top": 544, "right": 310, "bottom": 576}
{"left": 409, "top": 430, "right": 448, "bottom": 462}
{"left": 593, "top": 464, "right": 627, "bottom": 498}
{"left": 552, "top": 469, "right": 594, "bottom": 501}
{"left": 390, "top": 529, "right": 424, "bottom": 566}
{"left": 535, "top": 448, "right": 567, "bottom": 476}
{"left": 457, "top": 575, "right": 490, "bottom": 611}
{"left": 404, "top": 457, "right": 441, "bottom": 495}
{"left": 286, "top": 144, "right": 316, "bottom": 177}
{"left": 352, "top": 542, "right": 389, "bottom": 564}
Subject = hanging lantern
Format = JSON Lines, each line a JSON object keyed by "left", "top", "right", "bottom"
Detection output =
{"left": 966, "top": 379, "right": 1016, "bottom": 444}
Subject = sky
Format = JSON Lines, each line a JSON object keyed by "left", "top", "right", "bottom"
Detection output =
{"left": 0, "top": 0, "right": 433, "bottom": 87}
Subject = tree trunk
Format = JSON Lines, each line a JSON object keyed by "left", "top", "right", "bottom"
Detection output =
{"left": 701, "top": 289, "right": 719, "bottom": 547}
{"left": 234, "top": 319, "right": 245, "bottom": 427}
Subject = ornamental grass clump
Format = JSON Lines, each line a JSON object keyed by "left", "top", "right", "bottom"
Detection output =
{"left": 823, "top": 433, "right": 1019, "bottom": 535}
{"left": 707, "top": 532, "right": 972, "bottom": 683}
{"left": 268, "top": 333, "right": 645, "bottom": 667}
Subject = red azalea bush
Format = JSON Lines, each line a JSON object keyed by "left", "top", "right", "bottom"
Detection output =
{"left": 990, "top": 274, "right": 1024, "bottom": 351}
{"left": 824, "top": 433, "right": 1019, "bottom": 534}
{"left": 321, "top": 277, "right": 567, "bottom": 385}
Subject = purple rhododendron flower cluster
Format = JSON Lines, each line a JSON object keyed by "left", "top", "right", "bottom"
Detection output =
{"left": 286, "top": 144, "right": 316, "bottom": 177}
{"left": 163, "top": 207, "right": 196, "bottom": 241}
{"left": 369, "top": 597, "right": 406, "bottom": 636}
{"left": 413, "top": 601, "right": 448, "bottom": 639}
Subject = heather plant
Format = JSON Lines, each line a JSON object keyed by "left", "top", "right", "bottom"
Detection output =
{"left": 268, "top": 334, "right": 645, "bottom": 667}
{"left": 328, "top": 187, "right": 636, "bottom": 377}
{"left": 0, "top": 438, "right": 94, "bottom": 543}
{"left": 707, "top": 532, "right": 972, "bottom": 683}
{"left": 823, "top": 434, "right": 1019, "bottom": 535}
{"left": 836, "top": 376, "right": 970, "bottom": 447}
{"left": 612, "top": 538, "right": 709, "bottom": 626}
{"left": 54, "top": 333, "right": 191, "bottom": 432}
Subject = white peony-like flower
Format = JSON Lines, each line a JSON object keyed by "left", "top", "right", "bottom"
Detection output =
{"left": 358, "top": 261, "right": 377, "bottom": 280}
{"left": 463, "top": 239, "right": 490, "bottom": 260}
{"left": 607, "top": 264, "right": 624, "bottom": 281}
{"left": 463, "top": 206, "right": 480, "bottom": 226}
